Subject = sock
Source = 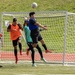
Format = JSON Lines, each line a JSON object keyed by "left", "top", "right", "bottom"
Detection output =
{"left": 36, "top": 44, "right": 43, "bottom": 58}
{"left": 14, "top": 49, "right": 17, "bottom": 56}
{"left": 29, "top": 45, "right": 35, "bottom": 64}
{"left": 31, "top": 49, "right": 35, "bottom": 64}
{"left": 19, "top": 42, "right": 22, "bottom": 50}
{"left": 42, "top": 44, "right": 47, "bottom": 50}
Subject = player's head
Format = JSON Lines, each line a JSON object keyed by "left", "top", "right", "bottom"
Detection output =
{"left": 29, "top": 12, "right": 35, "bottom": 18}
{"left": 13, "top": 18, "right": 17, "bottom": 25}
{"left": 23, "top": 19, "right": 28, "bottom": 27}
{"left": 25, "top": 20, "right": 28, "bottom": 25}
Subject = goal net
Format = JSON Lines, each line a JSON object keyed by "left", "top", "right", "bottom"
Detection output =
{"left": 1, "top": 11, "right": 75, "bottom": 65}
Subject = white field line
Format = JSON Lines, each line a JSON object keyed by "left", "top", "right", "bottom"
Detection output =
{"left": 46, "top": 74, "right": 75, "bottom": 75}
{"left": 18, "top": 74, "right": 75, "bottom": 75}
{"left": 18, "top": 74, "right": 35, "bottom": 75}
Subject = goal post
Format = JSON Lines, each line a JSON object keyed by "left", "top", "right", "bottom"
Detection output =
{"left": 1, "top": 11, "right": 75, "bottom": 65}
{"left": 63, "top": 12, "right": 75, "bottom": 65}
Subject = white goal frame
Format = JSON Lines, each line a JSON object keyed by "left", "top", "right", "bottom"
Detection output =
{"left": 1, "top": 11, "right": 75, "bottom": 66}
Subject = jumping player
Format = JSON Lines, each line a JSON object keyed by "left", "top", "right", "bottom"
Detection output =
{"left": 7, "top": 18, "right": 23, "bottom": 64}
{"left": 28, "top": 12, "right": 47, "bottom": 62}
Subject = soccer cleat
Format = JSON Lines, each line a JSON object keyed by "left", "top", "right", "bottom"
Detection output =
{"left": 26, "top": 48, "right": 30, "bottom": 55}
{"left": 15, "top": 56, "right": 18, "bottom": 64}
{"left": 45, "top": 50, "right": 52, "bottom": 53}
{"left": 0, "top": 34, "right": 2, "bottom": 37}
{"left": 32, "top": 63, "right": 37, "bottom": 67}
{"left": 41, "top": 58, "right": 47, "bottom": 63}
{"left": 20, "top": 50, "right": 22, "bottom": 55}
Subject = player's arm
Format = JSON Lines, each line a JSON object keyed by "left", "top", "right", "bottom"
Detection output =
{"left": 18, "top": 23, "right": 23, "bottom": 31}
{"left": 30, "top": 19, "right": 47, "bottom": 30}
{"left": 7, "top": 24, "right": 11, "bottom": 32}
{"left": 35, "top": 22, "right": 47, "bottom": 30}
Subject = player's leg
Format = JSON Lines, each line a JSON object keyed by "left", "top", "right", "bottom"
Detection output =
{"left": 28, "top": 43, "right": 36, "bottom": 67}
{"left": 31, "top": 32, "right": 46, "bottom": 62}
{"left": 26, "top": 42, "right": 32, "bottom": 55}
{"left": 36, "top": 44, "right": 43, "bottom": 58}
{"left": 36, "top": 44, "right": 46, "bottom": 62}
{"left": 38, "top": 34, "right": 52, "bottom": 53}
{"left": 40, "top": 39, "right": 52, "bottom": 53}
{"left": 12, "top": 40, "right": 18, "bottom": 64}
{"left": 18, "top": 36, "right": 22, "bottom": 55}
{"left": 14, "top": 46, "right": 18, "bottom": 64}
{"left": 26, "top": 48, "right": 30, "bottom": 55}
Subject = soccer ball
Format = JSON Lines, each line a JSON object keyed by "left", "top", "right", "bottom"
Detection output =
{"left": 31, "top": 2, "right": 38, "bottom": 8}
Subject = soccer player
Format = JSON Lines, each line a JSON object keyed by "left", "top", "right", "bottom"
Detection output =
{"left": 23, "top": 20, "right": 36, "bottom": 66}
{"left": 7, "top": 18, "right": 23, "bottom": 64}
{"left": 23, "top": 19, "right": 47, "bottom": 67}
{"left": 28, "top": 12, "right": 47, "bottom": 61}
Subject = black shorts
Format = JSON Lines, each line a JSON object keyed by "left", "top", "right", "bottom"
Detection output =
{"left": 12, "top": 37, "right": 20, "bottom": 46}
{"left": 38, "top": 34, "right": 43, "bottom": 41}
{"left": 31, "top": 28, "right": 39, "bottom": 43}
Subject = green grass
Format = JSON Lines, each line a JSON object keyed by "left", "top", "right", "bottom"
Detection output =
{"left": 0, "top": 63, "right": 75, "bottom": 75}
{"left": 0, "top": 0, "right": 75, "bottom": 12}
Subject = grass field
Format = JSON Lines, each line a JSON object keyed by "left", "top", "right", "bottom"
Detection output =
{"left": 0, "top": 62, "right": 75, "bottom": 75}
{"left": 0, "top": 0, "right": 75, "bottom": 12}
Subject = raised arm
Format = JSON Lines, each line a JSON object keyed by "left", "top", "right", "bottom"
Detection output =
{"left": 35, "top": 22, "right": 47, "bottom": 30}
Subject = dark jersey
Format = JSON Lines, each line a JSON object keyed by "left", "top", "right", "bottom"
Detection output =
{"left": 28, "top": 18, "right": 38, "bottom": 30}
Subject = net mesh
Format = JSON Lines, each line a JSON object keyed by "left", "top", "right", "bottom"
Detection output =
{"left": 64, "top": 13, "right": 75, "bottom": 64}
{"left": 1, "top": 11, "right": 75, "bottom": 64}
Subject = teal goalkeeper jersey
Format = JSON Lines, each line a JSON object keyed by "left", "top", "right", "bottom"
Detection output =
{"left": 24, "top": 26, "right": 32, "bottom": 43}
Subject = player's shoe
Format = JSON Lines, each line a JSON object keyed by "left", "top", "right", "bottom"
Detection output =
{"left": 26, "top": 48, "right": 30, "bottom": 55}
{"left": 15, "top": 56, "right": 18, "bottom": 64}
{"left": 20, "top": 50, "right": 22, "bottom": 55}
{"left": 0, "top": 34, "right": 2, "bottom": 37}
{"left": 41, "top": 58, "right": 47, "bottom": 63}
{"left": 45, "top": 50, "right": 52, "bottom": 53}
{"left": 32, "top": 63, "right": 37, "bottom": 67}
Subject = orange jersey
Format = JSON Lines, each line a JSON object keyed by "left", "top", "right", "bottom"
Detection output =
{"left": 10, "top": 24, "right": 21, "bottom": 40}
